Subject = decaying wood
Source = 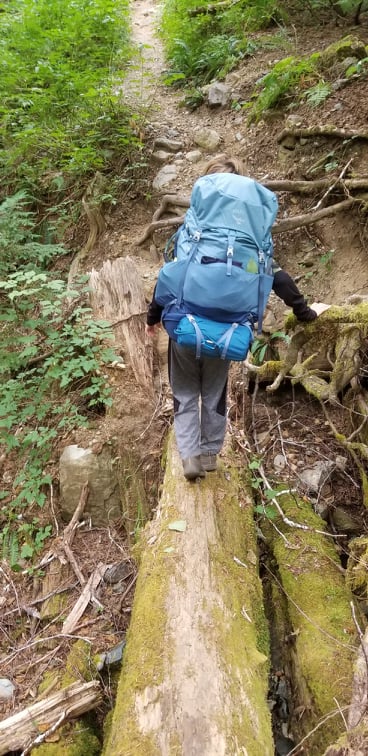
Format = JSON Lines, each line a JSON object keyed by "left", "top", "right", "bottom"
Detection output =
{"left": 68, "top": 172, "right": 106, "bottom": 290}
{"left": 153, "top": 193, "right": 190, "bottom": 220}
{"left": 277, "top": 125, "right": 368, "bottom": 143}
{"left": 0, "top": 680, "right": 102, "bottom": 756}
{"left": 104, "top": 435, "right": 274, "bottom": 755}
{"left": 61, "top": 562, "right": 107, "bottom": 635}
{"left": 247, "top": 309, "right": 366, "bottom": 401}
{"left": 246, "top": 304, "right": 368, "bottom": 504}
{"left": 89, "top": 257, "right": 153, "bottom": 392}
{"left": 136, "top": 214, "right": 185, "bottom": 245}
{"left": 266, "top": 177, "right": 368, "bottom": 193}
{"left": 63, "top": 481, "right": 89, "bottom": 544}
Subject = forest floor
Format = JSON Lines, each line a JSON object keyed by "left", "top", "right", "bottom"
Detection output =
{"left": 2, "top": 1, "right": 368, "bottom": 752}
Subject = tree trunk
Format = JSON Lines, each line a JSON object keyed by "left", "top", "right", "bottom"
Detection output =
{"left": 89, "top": 257, "right": 153, "bottom": 393}
{"left": 103, "top": 435, "right": 274, "bottom": 755}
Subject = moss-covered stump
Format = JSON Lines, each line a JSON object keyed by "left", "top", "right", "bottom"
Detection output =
{"left": 264, "top": 494, "right": 357, "bottom": 753}
{"left": 103, "top": 435, "right": 273, "bottom": 756}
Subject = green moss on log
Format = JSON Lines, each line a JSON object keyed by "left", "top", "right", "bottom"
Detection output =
{"left": 102, "top": 497, "right": 179, "bottom": 755}
{"left": 264, "top": 493, "right": 357, "bottom": 752}
{"left": 35, "top": 724, "right": 101, "bottom": 756}
{"left": 205, "top": 467, "right": 272, "bottom": 751}
{"left": 103, "top": 443, "right": 274, "bottom": 755}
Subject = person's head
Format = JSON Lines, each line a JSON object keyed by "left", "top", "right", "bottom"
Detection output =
{"left": 203, "top": 154, "right": 243, "bottom": 176}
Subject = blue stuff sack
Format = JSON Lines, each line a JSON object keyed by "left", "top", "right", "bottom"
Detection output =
{"left": 174, "top": 314, "right": 253, "bottom": 361}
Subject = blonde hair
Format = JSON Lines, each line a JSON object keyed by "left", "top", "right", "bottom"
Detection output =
{"left": 203, "top": 154, "right": 243, "bottom": 176}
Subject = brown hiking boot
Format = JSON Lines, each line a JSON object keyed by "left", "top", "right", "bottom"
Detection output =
{"left": 200, "top": 453, "right": 217, "bottom": 472}
{"left": 182, "top": 456, "right": 206, "bottom": 480}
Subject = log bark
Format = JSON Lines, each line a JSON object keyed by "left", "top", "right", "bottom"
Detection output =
{"left": 89, "top": 257, "right": 153, "bottom": 393}
{"left": 0, "top": 680, "right": 102, "bottom": 755}
{"left": 103, "top": 434, "right": 274, "bottom": 755}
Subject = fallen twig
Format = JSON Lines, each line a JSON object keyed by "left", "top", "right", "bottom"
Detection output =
{"left": 312, "top": 158, "right": 353, "bottom": 211}
{"left": 61, "top": 562, "right": 107, "bottom": 635}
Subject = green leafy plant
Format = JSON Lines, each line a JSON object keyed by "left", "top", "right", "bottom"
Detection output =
{"left": 0, "top": 0, "right": 140, "bottom": 204}
{"left": 0, "top": 268, "right": 116, "bottom": 567}
{"left": 346, "top": 56, "right": 368, "bottom": 77}
{"left": 0, "top": 192, "right": 65, "bottom": 276}
{"left": 159, "top": 0, "right": 284, "bottom": 87}
{"left": 320, "top": 248, "right": 335, "bottom": 271}
{"left": 251, "top": 330, "right": 290, "bottom": 366}
{"left": 304, "top": 80, "right": 332, "bottom": 107}
{"left": 246, "top": 53, "right": 321, "bottom": 121}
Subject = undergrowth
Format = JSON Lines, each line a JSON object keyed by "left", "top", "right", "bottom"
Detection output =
{"left": 0, "top": 0, "right": 142, "bottom": 210}
{"left": 159, "top": 0, "right": 366, "bottom": 92}
{"left": 160, "top": 0, "right": 285, "bottom": 86}
{"left": 0, "top": 194, "right": 116, "bottom": 568}
{"left": 245, "top": 52, "right": 323, "bottom": 120}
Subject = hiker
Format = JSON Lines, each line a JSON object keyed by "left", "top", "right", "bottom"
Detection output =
{"left": 146, "top": 154, "right": 329, "bottom": 481}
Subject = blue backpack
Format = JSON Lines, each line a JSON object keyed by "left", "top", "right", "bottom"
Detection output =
{"left": 155, "top": 172, "right": 278, "bottom": 361}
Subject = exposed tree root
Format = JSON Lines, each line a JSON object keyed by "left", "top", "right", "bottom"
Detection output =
{"left": 136, "top": 195, "right": 359, "bottom": 245}
{"left": 277, "top": 125, "right": 368, "bottom": 143}
{"left": 246, "top": 304, "right": 368, "bottom": 504}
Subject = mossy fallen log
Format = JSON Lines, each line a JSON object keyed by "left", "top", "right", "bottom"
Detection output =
{"left": 103, "top": 435, "right": 274, "bottom": 755}
{"left": 262, "top": 493, "right": 357, "bottom": 753}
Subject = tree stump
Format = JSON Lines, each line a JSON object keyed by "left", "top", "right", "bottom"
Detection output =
{"left": 89, "top": 257, "right": 153, "bottom": 393}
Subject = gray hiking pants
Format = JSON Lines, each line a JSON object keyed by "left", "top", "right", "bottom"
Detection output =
{"left": 169, "top": 341, "right": 230, "bottom": 460}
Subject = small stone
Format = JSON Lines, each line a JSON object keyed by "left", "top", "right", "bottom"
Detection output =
{"left": 299, "top": 461, "right": 335, "bottom": 493}
{"left": 331, "top": 507, "right": 361, "bottom": 535}
{"left": 0, "top": 678, "right": 15, "bottom": 699}
{"left": 152, "top": 150, "right": 172, "bottom": 163}
{"left": 153, "top": 137, "right": 184, "bottom": 152}
{"left": 186, "top": 149, "right": 202, "bottom": 163}
{"left": 152, "top": 164, "right": 178, "bottom": 190}
{"left": 206, "top": 81, "right": 231, "bottom": 107}
{"left": 193, "top": 126, "right": 221, "bottom": 152}
{"left": 335, "top": 455, "right": 347, "bottom": 471}
{"left": 274, "top": 454, "right": 286, "bottom": 470}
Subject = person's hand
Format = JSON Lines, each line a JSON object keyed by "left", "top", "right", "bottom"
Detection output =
{"left": 145, "top": 323, "right": 161, "bottom": 337}
{"left": 310, "top": 302, "right": 331, "bottom": 317}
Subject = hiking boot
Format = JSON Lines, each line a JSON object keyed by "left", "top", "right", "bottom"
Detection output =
{"left": 200, "top": 453, "right": 218, "bottom": 472}
{"left": 182, "top": 456, "right": 206, "bottom": 480}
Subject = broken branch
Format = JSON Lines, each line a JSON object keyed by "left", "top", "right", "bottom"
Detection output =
{"left": 0, "top": 680, "right": 101, "bottom": 756}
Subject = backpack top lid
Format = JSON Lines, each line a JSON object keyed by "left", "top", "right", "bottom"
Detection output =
{"left": 188, "top": 172, "right": 278, "bottom": 248}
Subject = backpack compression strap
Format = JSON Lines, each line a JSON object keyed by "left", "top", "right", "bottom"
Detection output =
{"left": 185, "top": 316, "right": 241, "bottom": 361}
{"left": 257, "top": 250, "right": 266, "bottom": 335}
